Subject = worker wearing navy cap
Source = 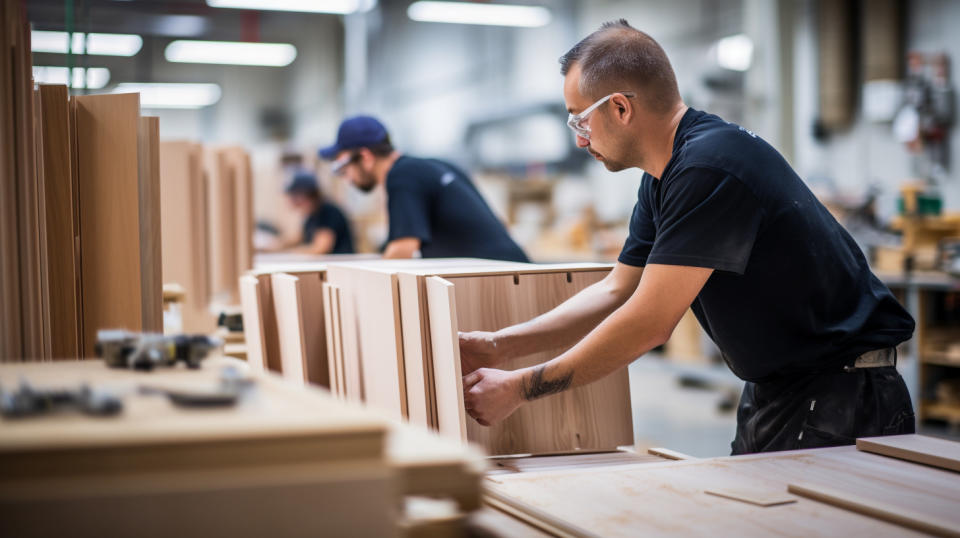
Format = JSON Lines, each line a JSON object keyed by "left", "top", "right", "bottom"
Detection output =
{"left": 284, "top": 169, "right": 354, "bottom": 255}
{"left": 320, "top": 115, "right": 529, "bottom": 261}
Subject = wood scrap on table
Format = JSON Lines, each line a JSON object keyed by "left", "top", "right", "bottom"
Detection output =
{"left": 856, "top": 434, "right": 960, "bottom": 473}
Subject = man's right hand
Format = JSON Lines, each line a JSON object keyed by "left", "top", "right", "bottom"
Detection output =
{"left": 459, "top": 331, "right": 503, "bottom": 375}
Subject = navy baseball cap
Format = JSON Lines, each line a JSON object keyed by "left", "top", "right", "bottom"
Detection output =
{"left": 285, "top": 170, "right": 319, "bottom": 195}
{"left": 319, "top": 115, "right": 389, "bottom": 160}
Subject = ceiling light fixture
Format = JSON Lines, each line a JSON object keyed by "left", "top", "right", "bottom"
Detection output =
{"left": 112, "top": 83, "right": 223, "bottom": 109}
{"left": 205, "top": 0, "right": 376, "bottom": 14}
{"left": 32, "top": 66, "right": 111, "bottom": 89}
{"left": 716, "top": 34, "right": 754, "bottom": 72}
{"left": 407, "top": 1, "right": 551, "bottom": 28}
{"left": 31, "top": 30, "right": 143, "bottom": 56}
{"left": 165, "top": 40, "right": 297, "bottom": 66}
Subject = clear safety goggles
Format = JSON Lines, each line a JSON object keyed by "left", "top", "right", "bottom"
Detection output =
{"left": 566, "top": 91, "right": 636, "bottom": 140}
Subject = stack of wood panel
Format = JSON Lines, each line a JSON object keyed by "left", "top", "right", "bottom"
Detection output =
{"left": 0, "top": 357, "right": 486, "bottom": 537}
{"left": 158, "top": 142, "right": 254, "bottom": 333}
{"left": 1, "top": 1, "right": 162, "bottom": 360}
{"left": 325, "top": 260, "right": 634, "bottom": 456}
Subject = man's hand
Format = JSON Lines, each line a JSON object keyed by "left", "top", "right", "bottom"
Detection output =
{"left": 459, "top": 331, "right": 502, "bottom": 375}
{"left": 462, "top": 368, "right": 523, "bottom": 426}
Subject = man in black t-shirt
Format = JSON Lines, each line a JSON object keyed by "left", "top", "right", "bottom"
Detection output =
{"left": 285, "top": 171, "right": 354, "bottom": 255}
{"left": 458, "top": 20, "right": 915, "bottom": 454}
{"left": 319, "top": 116, "right": 528, "bottom": 262}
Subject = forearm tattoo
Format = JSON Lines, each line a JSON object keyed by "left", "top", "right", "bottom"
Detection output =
{"left": 521, "top": 365, "right": 573, "bottom": 401}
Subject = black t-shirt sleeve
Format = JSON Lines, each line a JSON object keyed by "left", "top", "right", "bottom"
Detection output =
{"left": 618, "top": 180, "right": 657, "bottom": 267}
{"left": 647, "top": 167, "right": 763, "bottom": 274}
{"left": 387, "top": 171, "right": 435, "bottom": 244}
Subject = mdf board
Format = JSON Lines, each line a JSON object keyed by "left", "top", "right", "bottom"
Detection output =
{"left": 37, "top": 85, "right": 79, "bottom": 359}
{"left": 221, "top": 147, "right": 253, "bottom": 277}
{"left": 137, "top": 117, "right": 162, "bottom": 334}
{"left": 205, "top": 148, "right": 238, "bottom": 304}
{"left": 272, "top": 272, "right": 329, "bottom": 387}
{"left": 399, "top": 272, "right": 437, "bottom": 428}
{"left": 428, "top": 271, "right": 633, "bottom": 455}
{"left": 856, "top": 434, "right": 960, "bottom": 473}
{"left": 159, "top": 141, "right": 214, "bottom": 333}
{"left": 485, "top": 446, "right": 951, "bottom": 537}
{"left": 74, "top": 93, "right": 144, "bottom": 357}
{"left": 426, "top": 276, "right": 467, "bottom": 441}
{"left": 239, "top": 275, "right": 268, "bottom": 371}
{"left": 0, "top": 0, "right": 22, "bottom": 360}
{"left": 12, "top": 8, "right": 42, "bottom": 360}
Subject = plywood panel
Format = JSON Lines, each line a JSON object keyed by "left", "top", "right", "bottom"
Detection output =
{"left": 137, "top": 117, "right": 162, "bottom": 333}
{"left": 856, "top": 434, "right": 960, "bottom": 473}
{"left": 205, "top": 149, "right": 237, "bottom": 304}
{"left": 398, "top": 272, "right": 433, "bottom": 428}
{"left": 14, "top": 10, "right": 42, "bottom": 359}
{"left": 0, "top": 0, "right": 23, "bottom": 360}
{"left": 445, "top": 270, "right": 633, "bottom": 455}
{"left": 272, "top": 272, "right": 329, "bottom": 387}
{"left": 74, "top": 93, "right": 143, "bottom": 357}
{"left": 426, "top": 276, "right": 467, "bottom": 442}
{"left": 159, "top": 141, "right": 214, "bottom": 333}
{"left": 322, "top": 282, "right": 339, "bottom": 394}
{"left": 354, "top": 270, "right": 406, "bottom": 420}
{"left": 37, "top": 85, "right": 79, "bottom": 359}
{"left": 223, "top": 147, "right": 253, "bottom": 277}
{"left": 239, "top": 275, "right": 266, "bottom": 371}
{"left": 486, "top": 446, "right": 945, "bottom": 537}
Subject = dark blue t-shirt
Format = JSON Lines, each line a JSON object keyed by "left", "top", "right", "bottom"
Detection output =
{"left": 303, "top": 202, "right": 354, "bottom": 254}
{"left": 619, "top": 108, "right": 914, "bottom": 382}
{"left": 386, "top": 156, "right": 529, "bottom": 262}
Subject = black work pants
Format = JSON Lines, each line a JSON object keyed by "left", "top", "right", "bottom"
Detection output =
{"left": 730, "top": 363, "right": 915, "bottom": 455}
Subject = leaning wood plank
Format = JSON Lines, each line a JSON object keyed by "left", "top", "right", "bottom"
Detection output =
{"left": 33, "top": 87, "right": 52, "bottom": 359}
{"left": 0, "top": 0, "right": 23, "bottom": 360}
{"left": 450, "top": 271, "right": 633, "bottom": 455}
{"left": 14, "top": 12, "right": 43, "bottom": 360}
{"left": 398, "top": 272, "right": 432, "bottom": 428}
{"left": 331, "top": 286, "right": 347, "bottom": 397}
{"left": 321, "top": 282, "right": 337, "bottom": 391}
{"left": 647, "top": 447, "right": 696, "bottom": 461}
{"left": 354, "top": 270, "right": 406, "bottom": 420}
{"left": 137, "top": 116, "right": 162, "bottom": 333}
{"left": 204, "top": 148, "right": 238, "bottom": 304}
{"left": 788, "top": 482, "right": 960, "bottom": 537}
{"left": 856, "top": 434, "right": 960, "bottom": 473}
{"left": 239, "top": 275, "right": 266, "bottom": 371}
{"left": 74, "top": 93, "right": 144, "bottom": 357}
{"left": 272, "top": 273, "right": 307, "bottom": 384}
{"left": 296, "top": 271, "right": 328, "bottom": 387}
{"left": 37, "top": 85, "right": 79, "bottom": 359}
{"left": 426, "top": 276, "right": 467, "bottom": 442}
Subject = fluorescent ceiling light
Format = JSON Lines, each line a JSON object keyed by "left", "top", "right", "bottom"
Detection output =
{"left": 31, "top": 30, "right": 143, "bottom": 56}
{"left": 407, "top": 1, "right": 551, "bottom": 27}
{"left": 165, "top": 40, "right": 297, "bottom": 66}
{"left": 113, "top": 83, "right": 222, "bottom": 109}
{"left": 206, "top": 0, "right": 375, "bottom": 13}
{"left": 32, "top": 66, "right": 111, "bottom": 89}
{"left": 716, "top": 34, "right": 753, "bottom": 71}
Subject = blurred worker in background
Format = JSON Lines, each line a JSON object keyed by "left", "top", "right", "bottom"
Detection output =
{"left": 319, "top": 116, "right": 529, "bottom": 262}
{"left": 285, "top": 170, "right": 354, "bottom": 255}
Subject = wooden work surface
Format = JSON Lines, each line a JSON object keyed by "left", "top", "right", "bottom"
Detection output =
{"left": 484, "top": 445, "right": 959, "bottom": 537}
{"left": 0, "top": 357, "right": 387, "bottom": 481}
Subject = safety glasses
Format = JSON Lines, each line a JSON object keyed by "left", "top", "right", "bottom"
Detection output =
{"left": 566, "top": 91, "right": 636, "bottom": 140}
{"left": 331, "top": 152, "right": 361, "bottom": 176}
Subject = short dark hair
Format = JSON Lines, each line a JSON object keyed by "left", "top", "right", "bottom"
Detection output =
{"left": 559, "top": 19, "right": 680, "bottom": 114}
{"left": 365, "top": 135, "right": 394, "bottom": 157}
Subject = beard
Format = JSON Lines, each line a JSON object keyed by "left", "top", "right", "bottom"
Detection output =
{"left": 354, "top": 175, "right": 377, "bottom": 193}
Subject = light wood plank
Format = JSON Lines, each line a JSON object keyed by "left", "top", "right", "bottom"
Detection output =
{"left": 137, "top": 116, "right": 162, "bottom": 333}
{"left": 398, "top": 272, "right": 433, "bottom": 428}
{"left": 239, "top": 275, "right": 266, "bottom": 371}
{"left": 426, "top": 276, "right": 467, "bottom": 442}
{"left": 37, "top": 85, "right": 79, "bottom": 359}
{"left": 0, "top": 0, "right": 23, "bottom": 360}
{"left": 788, "top": 482, "right": 959, "bottom": 537}
{"left": 74, "top": 93, "right": 144, "bottom": 357}
{"left": 205, "top": 148, "right": 237, "bottom": 304}
{"left": 449, "top": 271, "right": 633, "bottom": 455}
{"left": 272, "top": 273, "right": 307, "bottom": 384}
{"left": 856, "top": 434, "right": 960, "bottom": 473}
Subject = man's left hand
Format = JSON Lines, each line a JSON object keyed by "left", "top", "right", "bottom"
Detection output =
{"left": 462, "top": 368, "right": 523, "bottom": 426}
